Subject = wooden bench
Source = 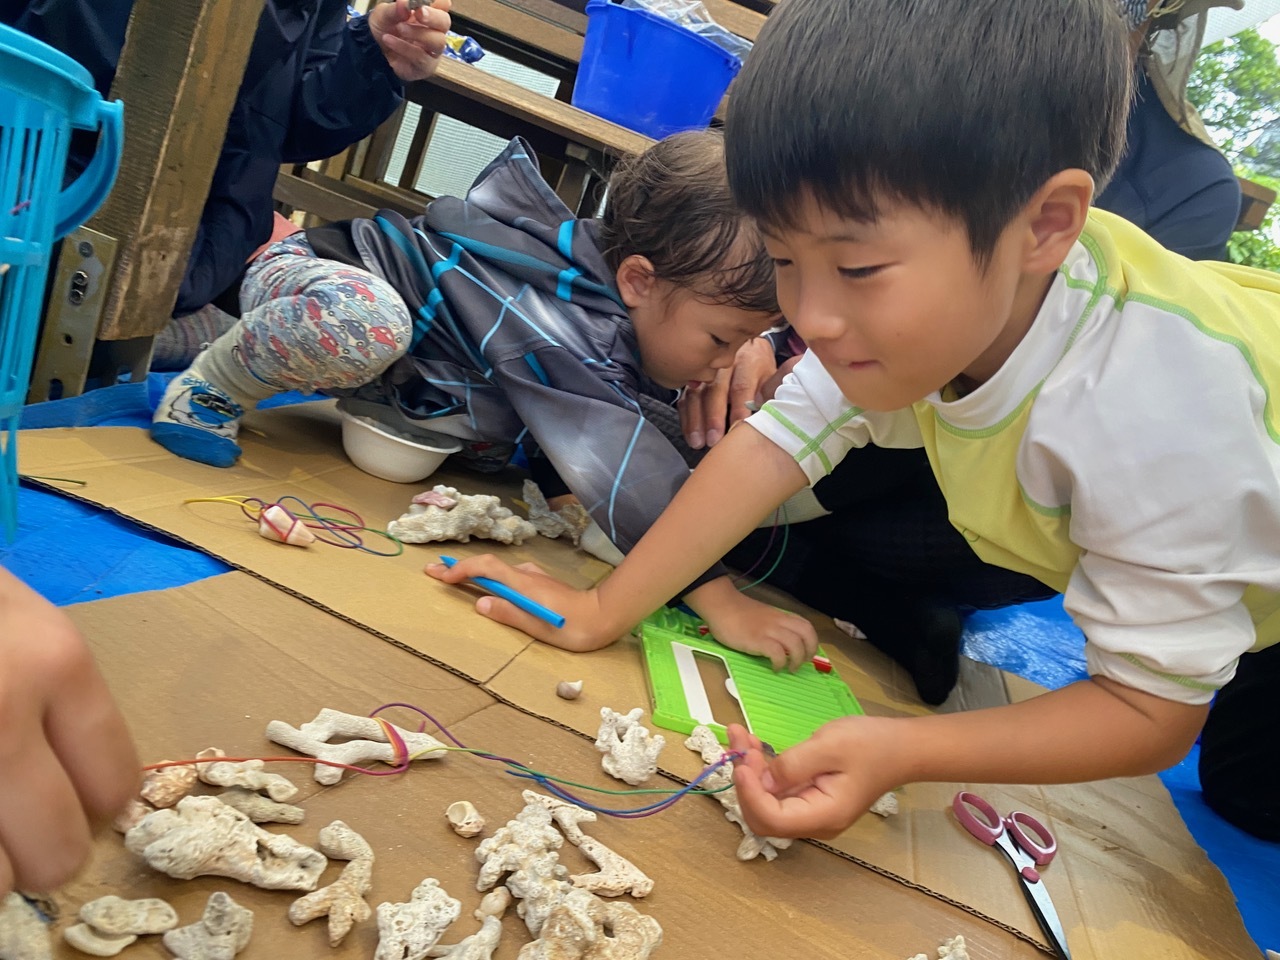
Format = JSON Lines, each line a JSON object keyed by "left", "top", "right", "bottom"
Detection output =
{"left": 275, "top": 0, "right": 767, "bottom": 226}
{"left": 1235, "top": 175, "right": 1276, "bottom": 232}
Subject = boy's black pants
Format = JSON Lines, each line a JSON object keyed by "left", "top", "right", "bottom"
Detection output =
{"left": 1199, "top": 641, "right": 1280, "bottom": 842}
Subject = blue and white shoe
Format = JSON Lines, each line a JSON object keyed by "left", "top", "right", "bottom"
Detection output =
{"left": 150, "top": 372, "right": 244, "bottom": 467}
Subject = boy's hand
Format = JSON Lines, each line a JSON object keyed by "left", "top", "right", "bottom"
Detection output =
{"left": 728, "top": 718, "right": 896, "bottom": 839}
{"left": 708, "top": 594, "right": 819, "bottom": 672}
{"left": 687, "top": 578, "right": 818, "bottom": 671}
{"left": 369, "top": 0, "right": 452, "bottom": 83}
{"left": 424, "top": 554, "right": 620, "bottom": 651}
{"left": 0, "top": 569, "right": 139, "bottom": 895}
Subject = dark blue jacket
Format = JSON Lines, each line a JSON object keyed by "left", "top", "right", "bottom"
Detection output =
{"left": 2, "top": 0, "right": 404, "bottom": 314}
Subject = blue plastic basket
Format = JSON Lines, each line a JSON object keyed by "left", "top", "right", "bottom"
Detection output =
{"left": 571, "top": 1, "right": 742, "bottom": 139}
{"left": 0, "top": 23, "right": 123, "bottom": 538}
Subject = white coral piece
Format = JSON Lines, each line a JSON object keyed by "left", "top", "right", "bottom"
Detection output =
{"left": 571, "top": 837, "right": 654, "bottom": 899}
{"left": 907, "top": 935, "right": 969, "bottom": 960}
{"left": 521, "top": 792, "right": 651, "bottom": 898}
{"left": 388, "top": 484, "right": 537, "bottom": 545}
{"left": 289, "top": 821, "right": 374, "bottom": 946}
{"left": 139, "top": 762, "right": 198, "bottom": 809}
{"left": 869, "top": 791, "right": 899, "bottom": 818}
{"left": 124, "top": 796, "right": 327, "bottom": 890}
{"left": 684, "top": 725, "right": 792, "bottom": 861}
{"left": 163, "top": 893, "right": 253, "bottom": 960}
{"left": 216, "top": 787, "right": 305, "bottom": 824}
{"left": 594, "top": 708, "right": 664, "bottom": 786}
{"left": 0, "top": 893, "right": 51, "bottom": 960}
{"left": 521, "top": 791, "right": 597, "bottom": 845}
{"left": 79, "top": 896, "right": 177, "bottom": 936}
{"left": 476, "top": 802, "right": 569, "bottom": 937}
{"left": 375, "top": 879, "right": 461, "bottom": 960}
{"left": 63, "top": 923, "right": 135, "bottom": 957}
{"left": 265, "top": 708, "right": 447, "bottom": 785}
{"left": 522, "top": 480, "right": 592, "bottom": 545}
{"left": 475, "top": 803, "right": 565, "bottom": 892}
{"left": 516, "top": 888, "right": 662, "bottom": 960}
{"left": 425, "top": 915, "right": 503, "bottom": 959}
{"left": 195, "top": 747, "right": 298, "bottom": 801}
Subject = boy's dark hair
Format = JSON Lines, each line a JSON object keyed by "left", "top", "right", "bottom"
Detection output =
{"left": 600, "top": 130, "right": 779, "bottom": 314}
{"left": 725, "top": 0, "right": 1133, "bottom": 263}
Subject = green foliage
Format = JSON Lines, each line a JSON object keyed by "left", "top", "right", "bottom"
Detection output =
{"left": 1187, "top": 27, "right": 1280, "bottom": 271}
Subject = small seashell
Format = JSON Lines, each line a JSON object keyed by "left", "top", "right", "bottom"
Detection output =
{"left": 257, "top": 504, "right": 316, "bottom": 546}
{"left": 140, "top": 762, "right": 198, "bottom": 809}
{"left": 112, "top": 798, "right": 155, "bottom": 834}
{"left": 411, "top": 490, "right": 458, "bottom": 509}
{"left": 556, "top": 680, "right": 584, "bottom": 701}
{"left": 445, "top": 800, "right": 485, "bottom": 838}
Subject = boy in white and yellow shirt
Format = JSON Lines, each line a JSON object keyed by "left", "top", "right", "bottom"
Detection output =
{"left": 432, "top": 0, "right": 1280, "bottom": 841}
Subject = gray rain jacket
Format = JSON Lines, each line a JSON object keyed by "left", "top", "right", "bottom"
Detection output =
{"left": 306, "top": 138, "right": 724, "bottom": 588}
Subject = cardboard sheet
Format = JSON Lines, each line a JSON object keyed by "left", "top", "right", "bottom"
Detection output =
{"left": 55, "top": 575, "right": 1041, "bottom": 959}
{"left": 20, "top": 408, "right": 1259, "bottom": 958}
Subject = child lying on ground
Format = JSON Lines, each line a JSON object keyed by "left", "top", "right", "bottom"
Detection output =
{"left": 151, "top": 132, "right": 815, "bottom": 669}
{"left": 429, "top": 0, "right": 1280, "bottom": 842}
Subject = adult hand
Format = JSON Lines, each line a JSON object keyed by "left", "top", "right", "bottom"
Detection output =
{"left": 369, "top": 0, "right": 453, "bottom": 83}
{"left": 424, "top": 554, "right": 620, "bottom": 650}
{"left": 728, "top": 717, "right": 899, "bottom": 839}
{"left": 679, "top": 337, "right": 776, "bottom": 450}
{"left": 0, "top": 568, "right": 138, "bottom": 895}
{"left": 758, "top": 353, "right": 802, "bottom": 407}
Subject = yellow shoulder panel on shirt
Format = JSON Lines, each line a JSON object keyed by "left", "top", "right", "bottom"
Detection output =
{"left": 1085, "top": 210, "right": 1280, "bottom": 441}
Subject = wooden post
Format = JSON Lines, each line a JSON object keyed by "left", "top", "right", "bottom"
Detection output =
{"left": 90, "top": 0, "right": 265, "bottom": 341}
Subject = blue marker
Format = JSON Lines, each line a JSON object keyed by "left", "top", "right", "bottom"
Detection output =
{"left": 438, "top": 555, "right": 566, "bottom": 629}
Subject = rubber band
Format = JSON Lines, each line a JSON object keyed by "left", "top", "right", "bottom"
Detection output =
{"left": 183, "top": 495, "right": 404, "bottom": 557}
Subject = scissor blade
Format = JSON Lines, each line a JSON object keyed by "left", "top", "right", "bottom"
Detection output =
{"left": 1018, "top": 871, "right": 1071, "bottom": 960}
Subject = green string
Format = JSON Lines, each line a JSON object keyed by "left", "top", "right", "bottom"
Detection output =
{"left": 439, "top": 746, "right": 733, "bottom": 796}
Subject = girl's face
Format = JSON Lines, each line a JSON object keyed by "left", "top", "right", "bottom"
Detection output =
{"left": 618, "top": 257, "right": 779, "bottom": 390}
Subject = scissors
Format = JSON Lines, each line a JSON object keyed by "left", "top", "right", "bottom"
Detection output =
{"left": 952, "top": 791, "right": 1071, "bottom": 960}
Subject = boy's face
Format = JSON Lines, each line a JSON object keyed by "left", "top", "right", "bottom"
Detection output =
{"left": 636, "top": 287, "right": 779, "bottom": 390}
{"left": 761, "top": 193, "right": 1033, "bottom": 411}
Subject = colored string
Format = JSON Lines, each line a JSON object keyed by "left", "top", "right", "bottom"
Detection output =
{"left": 142, "top": 701, "right": 737, "bottom": 820}
{"left": 369, "top": 701, "right": 737, "bottom": 819}
{"left": 737, "top": 502, "right": 791, "bottom": 592}
{"left": 183, "top": 495, "right": 404, "bottom": 557}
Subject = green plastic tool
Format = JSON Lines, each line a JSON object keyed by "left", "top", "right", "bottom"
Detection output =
{"left": 636, "top": 606, "right": 864, "bottom": 751}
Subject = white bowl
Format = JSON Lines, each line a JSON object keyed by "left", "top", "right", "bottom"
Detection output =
{"left": 339, "top": 410, "right": 462, "bottom": 483}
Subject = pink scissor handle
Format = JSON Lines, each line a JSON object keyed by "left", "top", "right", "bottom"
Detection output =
{"left": 952, "top": 791, "right": 1005, "bottom": 845}
{"left": 1007, "top": 810, "right": 1057, "bottom": 866}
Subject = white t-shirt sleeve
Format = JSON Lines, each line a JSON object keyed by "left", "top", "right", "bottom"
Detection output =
{"left": 745, "top": 350, "right": 923, "bottom": 484}
{"left": 1029, "top": 308, "right": 1280, "bottom": 705}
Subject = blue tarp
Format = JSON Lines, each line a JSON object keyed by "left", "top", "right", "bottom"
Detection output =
{"left": 5, "top": 376, "right": 1277, "bottom": 953}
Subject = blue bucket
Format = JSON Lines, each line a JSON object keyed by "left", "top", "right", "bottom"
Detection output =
{"left": 571, "top": 1, "right": 742, "bottom": 140}
{"left": 0, "top": 23, "right": 124, "bottom": 537}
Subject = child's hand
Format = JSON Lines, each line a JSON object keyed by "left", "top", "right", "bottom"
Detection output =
{"left": 369, "top": 0, "right": 452, "bottom": 83}
{"left": 424, "top": 554, "right": 619, "bottom": 651}
{"left": 728, "top": 719, "right": 897, "bottom": 839}
{"left": 0, "top": 568, "right": 139, "bottom": 895}
{"left": 690, "top": 583, "right": 818, "bottom": 671}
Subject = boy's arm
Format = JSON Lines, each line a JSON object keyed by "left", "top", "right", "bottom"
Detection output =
{"left": 428, "top": 423, "right": 809, "bottom": 648}
{"left": 729, "top": 676, "right": 1208, "bottom": 840}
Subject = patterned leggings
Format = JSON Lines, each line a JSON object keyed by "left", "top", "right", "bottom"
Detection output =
{"left": 236, "top": 236, "right": 412, "bottom": 392}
